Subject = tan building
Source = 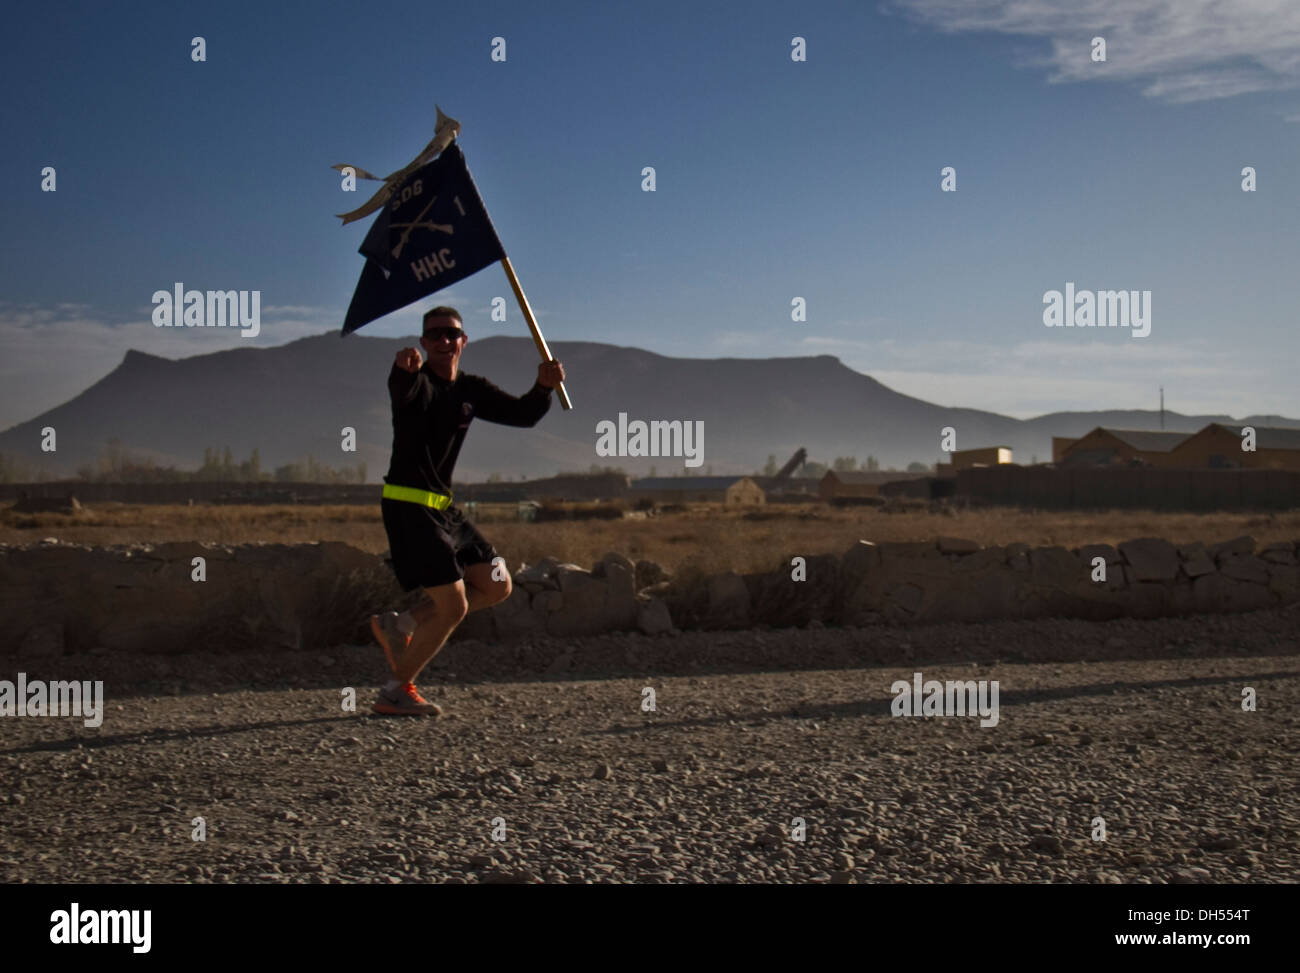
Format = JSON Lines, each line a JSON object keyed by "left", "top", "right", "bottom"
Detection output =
{"left": 1167, "top": 424, "right": 1300, "bottom": 471}
{"left": 819, "top": 471, "right": 881, "bottom": 501}
{"left": 949, "top": 446, "right": 1013, "bottom": 470}
{"left": 724, "top": 477, "right": 767, "bottom": 505}
{"left": 1051, "top": 437, "right": 1077, "bottom": 463}
{"left": 1058, "top": 428, "right": 1189, "bottom": 467}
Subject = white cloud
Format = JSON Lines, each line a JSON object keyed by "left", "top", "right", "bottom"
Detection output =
{"left": 888, "top": 0, "right": 1300, "bottom": 105}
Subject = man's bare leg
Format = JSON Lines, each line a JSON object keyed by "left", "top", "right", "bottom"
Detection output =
{"left": 404, "top": 564, "right": 503, "bottom": 624}
{"left": 395, "top": 581, "right": 468, "bottom": 685}
{"left": 390, "top": 564, "right": 511, "bottom": 685}
{"left": 407, "top": 598, "right": 438, "bottom": 627}
{"left": 463, "top": 561, "right": 512, "bottom": 613}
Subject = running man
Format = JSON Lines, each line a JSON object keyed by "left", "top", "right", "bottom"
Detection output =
{"left": 369, "top": 305, "right": 565, "bottom": 715}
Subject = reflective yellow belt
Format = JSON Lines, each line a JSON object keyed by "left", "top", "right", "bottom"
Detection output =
{"left": 382, "top": 483, "right": 453, "bottom": 510}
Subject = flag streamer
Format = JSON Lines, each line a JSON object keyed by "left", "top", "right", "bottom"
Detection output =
{"left": 333, "top": 106, "right": 461, "bottom": 225}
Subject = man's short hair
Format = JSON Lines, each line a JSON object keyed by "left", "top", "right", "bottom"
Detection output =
{"left": 423, "top": 306, "right": 463, "bottom": 330}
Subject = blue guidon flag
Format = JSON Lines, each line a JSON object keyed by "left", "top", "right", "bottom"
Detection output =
{"left": 340, "top": 142, "right": 505, "bottom": 335}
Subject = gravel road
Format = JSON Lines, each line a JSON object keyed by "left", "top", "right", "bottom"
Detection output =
{"left": 2, "top": 607, "right": 1297, "bottom": 884}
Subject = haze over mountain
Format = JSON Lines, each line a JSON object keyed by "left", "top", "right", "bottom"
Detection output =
{"left": 1, "top": 334, "right": 1295, "bottom": 483}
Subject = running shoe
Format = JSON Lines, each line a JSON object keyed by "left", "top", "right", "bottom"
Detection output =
{"left": 373, "top": 683, "right": 442, "bottom": 716}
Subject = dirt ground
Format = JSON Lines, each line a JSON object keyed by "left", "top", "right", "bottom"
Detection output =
{"left": 2, "top": 607, "right": 1296, "bottom": 884}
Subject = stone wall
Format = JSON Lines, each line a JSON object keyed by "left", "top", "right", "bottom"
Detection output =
{"left": 663, "top": 536, "right": 1297, "bottom": 630}
{"left": 0, "top": 541, "right": 396, "bottom": 657}
{"left": 1, "top": 534, "right": 1296, "bottom": 656}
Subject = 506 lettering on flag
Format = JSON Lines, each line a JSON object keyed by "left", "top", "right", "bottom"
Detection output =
{"left": 336, "top": 106, "right": 571, "bottom": 408}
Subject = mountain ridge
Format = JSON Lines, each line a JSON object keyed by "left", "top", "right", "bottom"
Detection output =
{"left": 1, "top": 333, "right": 1294, "bottom": 481}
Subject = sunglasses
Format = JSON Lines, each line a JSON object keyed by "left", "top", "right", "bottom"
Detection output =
{"left": 423, "top": 327, "right": 466, "bottom": 343}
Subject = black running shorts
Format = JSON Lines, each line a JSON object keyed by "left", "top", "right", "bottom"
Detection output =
{"left": 380, "top": 498, "right": 499, "bottom": 592}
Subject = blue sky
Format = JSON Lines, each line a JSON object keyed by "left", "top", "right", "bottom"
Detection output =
{"left": 3, "top": 0, "right": 1299, "bottom": 430}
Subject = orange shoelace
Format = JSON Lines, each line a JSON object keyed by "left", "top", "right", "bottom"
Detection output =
{"left": 401, "top": 684, "right": 428, "bottom": 703}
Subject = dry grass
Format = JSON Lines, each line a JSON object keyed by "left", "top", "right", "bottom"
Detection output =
{"left": 3, "top": 501, "right": 1297, "bottom": 575}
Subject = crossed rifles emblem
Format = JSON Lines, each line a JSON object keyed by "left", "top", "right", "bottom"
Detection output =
{"left": 387, "top": 195, "right": 454, "bottom": 260}
{"left": 332, "top": 105, "right": 461, "bottom": 259}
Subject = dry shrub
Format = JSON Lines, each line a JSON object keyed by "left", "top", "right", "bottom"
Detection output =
{"left": 4, "top": 501, "right": 1299, "bottom": 577}
{"left": 307, "top": 564, "right": 405, "bottom": 646}
{"left": 534, "top": 501, "right": 625, "bottom": 522}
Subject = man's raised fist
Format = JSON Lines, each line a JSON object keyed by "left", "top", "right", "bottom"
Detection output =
{"left": 395, "top": 347, "right": 423, "bottom": 373}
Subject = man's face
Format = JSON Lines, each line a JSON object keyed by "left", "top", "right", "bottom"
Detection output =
{"left": 419, "top": 315, "right": 467, "bottom": 374}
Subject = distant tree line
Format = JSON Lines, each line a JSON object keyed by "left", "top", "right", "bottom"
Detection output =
{"left": 0, "top": 452, "right": 55, "bottom": 484}
{"left": 64, "top": 439, "right": 366, "bottom": 484}
{"left": 549, "top": 465, "right": 631, "bottom": 478}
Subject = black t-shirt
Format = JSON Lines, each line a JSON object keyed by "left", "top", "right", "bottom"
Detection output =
{"left": 383, "top": 362, "right": 552, "bottom": 496}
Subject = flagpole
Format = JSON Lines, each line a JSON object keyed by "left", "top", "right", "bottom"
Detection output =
{"left": 500, "top": 256, "right": 572, "bottom": 410}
